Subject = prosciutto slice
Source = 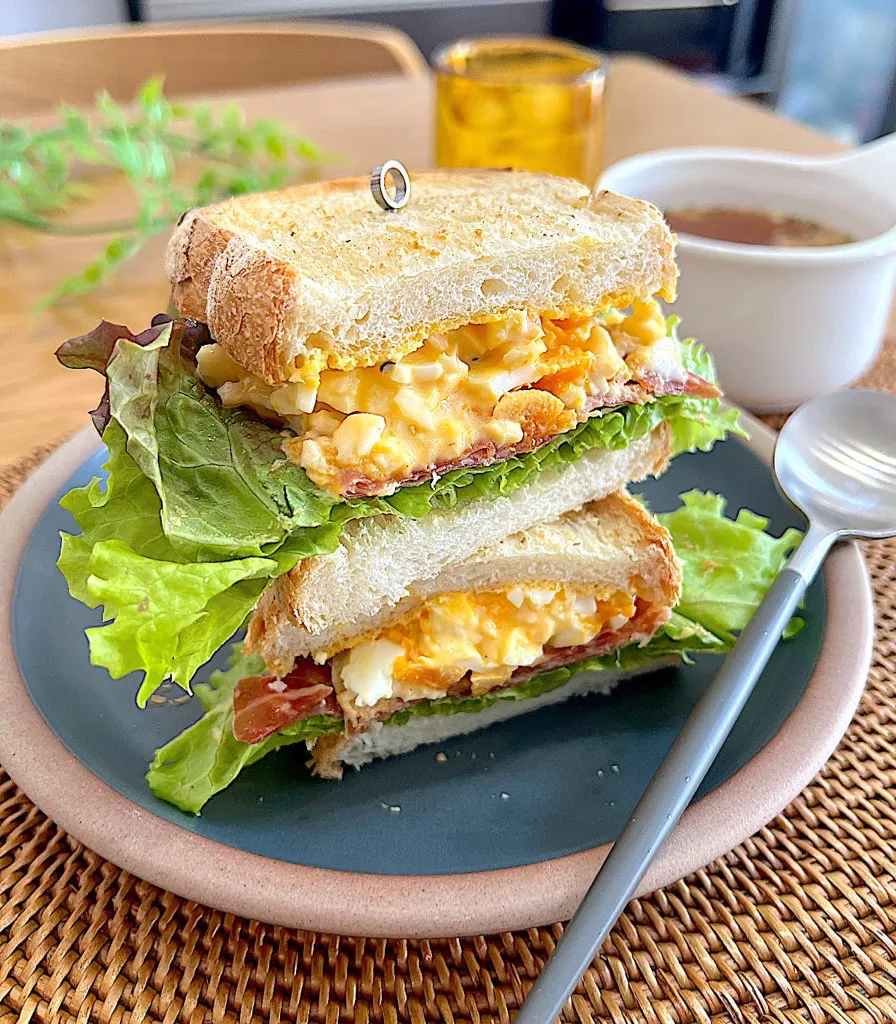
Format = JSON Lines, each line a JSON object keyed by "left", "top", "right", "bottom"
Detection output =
{"left": 498, "top": 599, "right": 671, "bottom": 686}
{"left": 232, "top": 658, "right": 337, "bottom": 743}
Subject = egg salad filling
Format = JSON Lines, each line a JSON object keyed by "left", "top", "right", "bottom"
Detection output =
{"left": 320, "top": 584, "right": 642, "bottom": 714}
{"left": 196, "top": 299, "right": 686, "bottom": 498}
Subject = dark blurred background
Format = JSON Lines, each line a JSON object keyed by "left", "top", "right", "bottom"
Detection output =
{"left": 6, "top": 0, "right": 896, "bottom": 142}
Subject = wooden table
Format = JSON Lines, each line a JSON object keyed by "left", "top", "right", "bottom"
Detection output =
{"left": 0, "top": 56, "right": 842, "bottom": 469}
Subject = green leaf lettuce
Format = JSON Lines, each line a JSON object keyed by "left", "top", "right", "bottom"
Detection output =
{"left": 146, "top": 651, "right": 342, "bottom": 815}
{"left": 657, "top": 490, "right": 803, "bottom": 642}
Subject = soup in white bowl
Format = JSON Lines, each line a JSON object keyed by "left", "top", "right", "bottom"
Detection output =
{"left": 601, "top": 141, "right": 896, "bottom": 412}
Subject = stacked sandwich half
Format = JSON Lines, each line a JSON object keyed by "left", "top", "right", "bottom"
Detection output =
{"left": 55, "top": 171, "right": 797, "bottom": 814}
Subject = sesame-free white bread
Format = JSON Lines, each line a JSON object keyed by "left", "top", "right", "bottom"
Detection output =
{"left": 429, "top": 487, "right": 681, "bottom": 612}
{"left": 248, "top": 424, "right": 672, "bottom": 672}
{"left": 309, "top": 487, "right": 681, "bottom": 656}
{"left": 310, "top": 658, "right": 678, "bottom": 774}
{"left": 165, "top": 171, "right": 677, "bottom": 383}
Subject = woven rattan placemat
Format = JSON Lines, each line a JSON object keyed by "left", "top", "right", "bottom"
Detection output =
{"left": 2, "top": 354, "right": 896, "bottom": 1024}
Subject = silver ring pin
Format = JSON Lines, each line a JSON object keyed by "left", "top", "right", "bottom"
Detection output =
{"left": 370, "top": 160, "right": 411, "bottom": 212}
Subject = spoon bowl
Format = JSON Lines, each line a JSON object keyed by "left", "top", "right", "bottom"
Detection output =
{"left": 775, "top": 389, "right": 896, "bottom": 538}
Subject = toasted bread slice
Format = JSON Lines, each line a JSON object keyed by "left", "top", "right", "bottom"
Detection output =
{"left": 431, "top": 488, "right": 680, "bottom": 616}
{"left": 248, "top": 423, "right": 673, "bottom": 672}
{"left": 320, "top": 488, "right": 680, "bottom": 659}
{"left": 166, "top": 171, "right": 677, "bottom": 384}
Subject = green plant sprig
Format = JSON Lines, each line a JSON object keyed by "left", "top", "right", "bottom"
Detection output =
{"left": 1, "top": 76, "right": 329, "bottom": 309}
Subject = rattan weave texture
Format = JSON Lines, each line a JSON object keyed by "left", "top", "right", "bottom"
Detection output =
{"left": 1, "top": 361, "right": 895, "bottom": 1023}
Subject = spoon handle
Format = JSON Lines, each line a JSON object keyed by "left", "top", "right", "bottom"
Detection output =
{"left": 514, "top": 559, "right": 823, "bottom": 1024}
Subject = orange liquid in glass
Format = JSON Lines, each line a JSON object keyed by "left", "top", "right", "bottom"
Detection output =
{"left": 435, "top": 38, "right": 606, "bottom": 187}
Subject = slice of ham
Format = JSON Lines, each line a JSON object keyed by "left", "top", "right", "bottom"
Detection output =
{"left": 635, "top": 369, "right": 721, "bottom": 401}
{"left": 232, "top": 658, "right": 337, "bottom": 743}
{"left": 233, "top": 599, "right": 672, "bottom": 741}
{"left": 341, "top": 372, "right": 719, "bottom": 497}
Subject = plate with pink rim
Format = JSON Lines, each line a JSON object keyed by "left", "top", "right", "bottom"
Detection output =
{"left": 0, "top": 410, "right": 873, "bottom": 937}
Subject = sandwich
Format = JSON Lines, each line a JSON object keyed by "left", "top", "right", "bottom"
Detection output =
{"left": 147, "top": 490, "right": 801, "bottom": 813}
{"left": 53, "top": 169, "right": 748, "bottom": 812}
{"left": 168, "top": 173, "right": 716, "bottom": 501}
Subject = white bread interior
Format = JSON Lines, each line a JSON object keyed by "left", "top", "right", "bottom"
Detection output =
{"left": 166, "top": 171, "right": 677, "bottom": 383}
{"left": 248, "top": 422, "right": 672, "bottom": 672}
{"left": 433, "top": 487, "right": 680, "bottom": 610}
{"left": 310, "top": 488, "right": 680, "bottom": 657}
{"left": 310, "top": 659, "right": 678, "bottom": 776}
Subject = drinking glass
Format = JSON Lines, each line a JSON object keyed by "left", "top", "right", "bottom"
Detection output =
{"left": 434, "top": 36, "right": 607, "bottom": 187}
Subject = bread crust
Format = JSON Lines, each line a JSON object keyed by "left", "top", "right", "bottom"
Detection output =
{"left": 166, "top": 210, "right": 233, "bottom": 322}
{"left": 165, "top": 171, "right": 677, "bottom": 384}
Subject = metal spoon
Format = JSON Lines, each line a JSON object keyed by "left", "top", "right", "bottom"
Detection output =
{"left": 515, "top": 389, "right": 896, "bottom": 1024}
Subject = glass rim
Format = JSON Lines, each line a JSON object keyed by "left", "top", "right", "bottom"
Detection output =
{"left": 432, "top": 35, "right": 607, "bottom": 85}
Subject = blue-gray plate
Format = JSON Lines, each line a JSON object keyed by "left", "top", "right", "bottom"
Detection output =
{"left": 0, "top": 417, "right": 873, "bottom": 937}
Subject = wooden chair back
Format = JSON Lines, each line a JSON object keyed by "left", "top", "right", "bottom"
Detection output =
{"left": 0, "top": 21, "right": 428, "bottom": 116}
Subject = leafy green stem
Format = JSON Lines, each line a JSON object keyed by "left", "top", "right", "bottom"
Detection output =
{"left": 1, "top": 208, "right": 168, "bottom": 236}
{"left": 1, "top": 76, "right": 328, "bottom": 308}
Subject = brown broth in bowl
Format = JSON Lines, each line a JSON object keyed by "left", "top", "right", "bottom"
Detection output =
{"left": 665, "top": 206, "right": 855, "bottom": 248}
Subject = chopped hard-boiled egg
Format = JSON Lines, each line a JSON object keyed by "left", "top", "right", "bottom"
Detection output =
{"left": 195, "top": 343, "right": 245, "bottom": 388}
{"left": 394, "top": 389, "right": 437, "bottom": 430}
{"left": 337, "top": 639, "right": 404, "bottom": 707}
{"left": 332, "top": 413, "right": 387, "bottom": 461}
{"left": 625, "top": 333, "right": 686, "bottom": 384}
{"left": 270, "top": 379, "right": 319, "bottom": 416}
{"left": 387, "top": 359, "right": 444, "bottom": 384}
{"left": 483, "top": 418, "right": 525, "bottom": 447}
{"left": 196, "top": 300, "right": 676, "bottom": 496}
{"left": 327, "top": 585, "right": 638, "bottom": 709}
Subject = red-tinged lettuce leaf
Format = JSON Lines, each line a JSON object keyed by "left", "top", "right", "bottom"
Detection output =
{"left": 55, "top": 314, "right": 211, "bottom": 375}
{"left": 56, "top": 320, "right": 144, "bottom": 373}
{"left": 55, "top": 315, "right": 211, "bottom": 434}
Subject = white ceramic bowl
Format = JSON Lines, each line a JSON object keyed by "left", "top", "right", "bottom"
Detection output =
{"left": 601, "top": 145, "right": 896, "bottom": 412}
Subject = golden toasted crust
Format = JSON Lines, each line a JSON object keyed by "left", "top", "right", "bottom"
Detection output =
{"left": 167, "top": 210, "right": 232, "bottom": 318}
{"left": 165, "top": 171, "right": 677, "bottom": 384}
